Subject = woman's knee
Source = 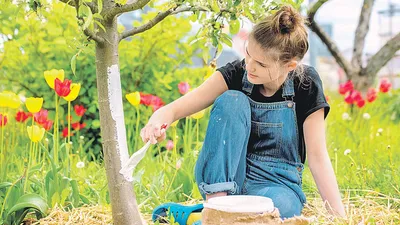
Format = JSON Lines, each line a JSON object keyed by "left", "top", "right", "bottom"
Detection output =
{"left": 257, "top": 186, "right": 303, "bottom": 219}
{"left": 212, "top": 90, "right": 250, "bottom": 118}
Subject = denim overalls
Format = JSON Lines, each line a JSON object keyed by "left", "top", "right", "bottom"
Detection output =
{"left": 195, "top": 70, "right": 306, "bottom": 218}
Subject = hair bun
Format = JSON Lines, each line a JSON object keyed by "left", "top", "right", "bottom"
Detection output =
{"left": 273, "top": 5, "right": 302, "bottom": 35}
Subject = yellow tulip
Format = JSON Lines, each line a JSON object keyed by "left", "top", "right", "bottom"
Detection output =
{"left": 190, "top": 110, "right": 205, "bottom": 120}
{"left": 44, "top": 69, "right": 65, "bottom": 89}
{"left": 126, "top": 92, "right": 141, "bottom": 106}
{"left": 1, "top": 91, "right": 21, "bottom": 109}
{"left": 27, "top": 125, "right": 45, "bottom": 143}
{"left": 170, "top": 120, "right": 179, "bottom": 127}
{"left": 0, "top": 92, "right": 9, "bottom": 107}
{"left": 63, "top": 83, "right": 81, "bottom": 101}
{"left": 25, "top": 97, "right": 43, "bottom": 113}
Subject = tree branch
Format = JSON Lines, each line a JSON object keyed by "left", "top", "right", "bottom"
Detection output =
{"left": 351, "top": 0, "right": 375, "bottom": 69}
{"left": 364, "top": 32, "right": 400, "bottom": 77}
{"left": 120, "top": 7, "right": 176, "bottom": 41}
{"left": 307, "top": 0, "right": 354, "bottom": 77}
{"left": 307, "top": 0, "right": 330, "bottom": 24}
{"left": 83, "top": 28, "right": 105, "bottom": 44}
{"left": 6, "top": 78, "right": 38, "bottom": 96}
{"left": 103, "top": 0, "right": 150, "bottom": 21}
{"left": 119, "top": 5, "right": 226, "bottom": 41}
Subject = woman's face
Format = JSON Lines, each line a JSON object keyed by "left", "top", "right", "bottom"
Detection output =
{"left": 244, "top": 38, "right": 296, "bottom": 87}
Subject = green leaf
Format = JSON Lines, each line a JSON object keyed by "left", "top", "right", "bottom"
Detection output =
{"left": 94, "top": 20, "right": 106, "bottom": 32}
{"left": 244, "top": 8, "right": 255, "bottom": 22}
{"left": 7, "top": 193, "right": 48, "bottom": 219}
{"left": 0, "top": 182, "right": 12, "bottom": 190}
{"left": 71, "top": 54, "right": 77, "bottom": 76}
{"left": 83, "top": 6, "right": 93, "bottom": 31}
{"left": 60, "top": 188, "right": 70, "bottom": 206}
{"left": 220, "top": 33, "right": 232, "bottom": 47}
{"left": 211, "top": 35, "right": 218, "bottom": 47}
{"left": 51, "top": 192, "right": 60, "bottom": 207}
{"left": 229, "top": 19, "right": 240, "bottom": 35}
{"left": 215, "top": 43, "right": 223, "bottom": 60}
{"left": 28, "top": 163, "right": 43, "bottom": 177}
{"left": 189, "top": 13, "right": 197, "bottom": 22}
{"left": 79, "top": 194, "right": 90, "bottom": 204}
{"left": 91, "top": 119, "right": 101, "bottom": 128}
{"left": 234, "top": 0, "right": 241, "bottom": 6}
{"left": 202, "top": 48, "right": 209, "bottom": 64}
{"left": 93, "top": 13, "right": 103, "bottom": 20}
{"left": 70, "top": 180, "right": 80, "bottom": 207}
{"left": 210, "top": 0, "right": 220, "bottom": 12}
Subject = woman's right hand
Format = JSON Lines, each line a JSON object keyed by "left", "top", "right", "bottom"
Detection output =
{"left": 140, "top": 107, "right": 172, "bottom": 144}
{"left": 140, "top": 122, "right": 168, "bottom": 144}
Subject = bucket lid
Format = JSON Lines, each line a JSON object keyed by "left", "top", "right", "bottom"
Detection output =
{"left": 203, "top": 195, "right": 274, "bottom": 213}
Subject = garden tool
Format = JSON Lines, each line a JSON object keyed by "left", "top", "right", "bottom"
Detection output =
{"left": 119, "top": 123, "right": 167, "bottom": 182}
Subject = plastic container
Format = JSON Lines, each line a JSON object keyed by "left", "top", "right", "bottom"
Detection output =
{"left": 203, "top": 195, "right": 274, "bottom": 213}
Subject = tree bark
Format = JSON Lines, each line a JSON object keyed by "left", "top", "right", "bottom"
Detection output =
{"left": 351, "top": 0, "right": 375, "bottom": 69}
{"left": 95, "top": 16, "right": 143, "bottom": 225}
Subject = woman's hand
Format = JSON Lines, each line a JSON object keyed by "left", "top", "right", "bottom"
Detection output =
{"left": 140, "top": 108, "right": 171, "bottom": 144}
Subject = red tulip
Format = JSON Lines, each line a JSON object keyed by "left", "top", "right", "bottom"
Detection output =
{"left": 178, "top": 82, "right": 190, "bottom": 95}
{"left": 379, "top": 78, "right": 391, "bottom": 93}
{"left": 72, "top": 122, "right": 86, "bottom": 131}
{"left": 139, "top": 93, "right": 165, "bottom": 112}
{"left": 139, "top": 93, "right": 153, "bottom": 106}
{"left": 339, "top": 80, "right": 354, "bottom": 95}
{"left": 345, "top": 90, "right": 362, "bottom": 105}
{"left": 15, "top": 111, "right": 30, "bottom": 123}
{"left": 42, "top": 120, "right": 53, "bottom": 131}
{"left": 0, "top": 114, "right": 7, "bottom": 127}
{"left": 55, "top": 78, "right": 72, "bottom": 97}
{"left": 34, "top": 109, "right": 48, "bottom": 124}
{"left": 356, "top": 99, "right": 365, "bottom": 108}
{"left": 150, "top": 96, "right": 164, "bottom": 111}
{"left": 74, "top": 105, "right": 86, "bottom": 117}
{"left": 62, "top": 127, "right": 74, "bottom": 138}
{"left": 366, "top": 88, "right": 378, "bottom": 102}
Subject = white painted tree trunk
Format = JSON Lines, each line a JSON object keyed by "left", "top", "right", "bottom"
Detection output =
{"left": 95, "top": 17, "right": 144, "bottom": 225}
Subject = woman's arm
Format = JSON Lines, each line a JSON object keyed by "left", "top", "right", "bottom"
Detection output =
{"left": 303, "top": 108, "right": 346, "bottom": 217}
{"left": 142, "top": 71, "right": 228, "bottom": 143}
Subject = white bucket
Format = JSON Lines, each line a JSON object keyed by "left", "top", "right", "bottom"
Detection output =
{"left": 203, "top": 195, "right": 274, "bottom": 213}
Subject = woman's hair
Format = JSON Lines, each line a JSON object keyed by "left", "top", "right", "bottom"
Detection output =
{"left": 249, "top": 4, "right": 309, "bottom": 81}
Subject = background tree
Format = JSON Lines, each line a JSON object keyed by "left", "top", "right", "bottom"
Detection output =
{"left": 307, "top": 0, "right": 400, "bottom": 90}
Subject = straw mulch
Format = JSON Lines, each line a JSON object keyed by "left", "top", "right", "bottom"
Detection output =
{"left": 34, "top": 192, "right": 399, "bottom": 225}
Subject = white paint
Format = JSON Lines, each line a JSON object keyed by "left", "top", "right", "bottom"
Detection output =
{"left": 107, "top": 64, "right": 130, "bottom": 181}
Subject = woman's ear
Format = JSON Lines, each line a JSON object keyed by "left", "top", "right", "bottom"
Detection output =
{"left": 286, "top": 60, "right": 298, "bottom": 72}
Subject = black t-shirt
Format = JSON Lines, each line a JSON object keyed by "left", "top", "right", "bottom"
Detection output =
{"left": 217, "top": 59, "right": 330, "bottom": 163}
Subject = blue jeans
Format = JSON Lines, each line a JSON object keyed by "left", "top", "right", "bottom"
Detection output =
{"left": 195, "top": 90, "right": 305, "bottom": 219}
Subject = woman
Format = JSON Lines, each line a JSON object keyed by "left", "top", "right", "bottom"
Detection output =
{"left": 143, "top": 5, "right": 346, "bottom": 224}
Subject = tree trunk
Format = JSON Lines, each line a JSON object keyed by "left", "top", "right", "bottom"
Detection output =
{"left": 95, "top": 17, "right": 143, "bottom": 225}
{"left": 351, "top": 71, "right": 374, "bottom": 92}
